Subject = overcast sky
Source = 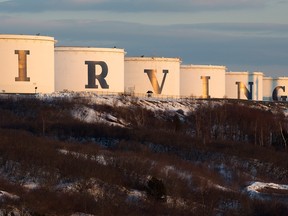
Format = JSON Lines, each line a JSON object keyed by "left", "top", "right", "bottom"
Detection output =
{"left": 0, "top": 0, "right": 288, "bottom": 77}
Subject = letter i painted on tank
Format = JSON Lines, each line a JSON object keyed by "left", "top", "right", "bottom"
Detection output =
{"left": 144, "top": 69, "right": 168, "bottom": 94}
{"left": 201, "top": 76, "right": 211, "bottom": 99}
{"left": 15, "top": 50, "right": 30, "bottom": 82}
{"left": 85, "top": 61, "right": 109, "bottom": 89}
{"left": 272, "top": 86, "right": 287, "bottom": 101}
{"left": 235, "top": 82, "right": 253, "bottom": 100}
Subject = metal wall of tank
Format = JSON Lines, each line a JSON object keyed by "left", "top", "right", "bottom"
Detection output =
{"left": 1, "top": 34, "right": 287, "bottom": 101}
{"left": 55, "top": 47, "right": 125, "bottom": 93}
{"left": 0, "top": 34, "right": 55, "bottom": 93}
{"left": 124, "top": 57, "right": 181, "bottom": 96}
{"left": 225, "top": 72, "right": 263, "bottom": 100}
{"left": 180, "top": 65, "right": 226, "bottom": 98}
{"left": 263, "top": 77, "right": 288, "bottom": 101}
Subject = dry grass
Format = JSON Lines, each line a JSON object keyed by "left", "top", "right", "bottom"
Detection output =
{"left": 0, "top": 96, "right": 287, "bottom": 215}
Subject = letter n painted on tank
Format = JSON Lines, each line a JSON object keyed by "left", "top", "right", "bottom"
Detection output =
{"left": 144, "top": 69, "right": 168, "bottom": 94}
{"left": 15, "top": 50, "right": 30, "bottom": 82}
{"left": 272, "top": 86, "right": 285, "bottom": 101}
{"left": 235, "top": 82, "right": 253, "bottom": 100}
{"left": 85, "top": 61, "right": 109, "bottom": 89}
{"left": 201, "top": 76, "right": 211, "bottom": 99}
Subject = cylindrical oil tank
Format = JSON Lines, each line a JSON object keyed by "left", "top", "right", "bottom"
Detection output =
{"left": 124, "top": 57, "right": 181, "bottom": 96}
{"left": 263, "top": 77, "right": 288, "bottom": 101}
{"left": 180, "top": 65, "right": 226, "bottom": 98}
{"left": 0, "top": 34, "right": 56, "bottom": 93}
{"left": 263, "top": 77, "right": 273, "bottom": 101}
{"left": 225, "top": 72, "right": 263, "bottom": 100}
{"left": 55, "top": 47, "right": 125, "bottom": 93}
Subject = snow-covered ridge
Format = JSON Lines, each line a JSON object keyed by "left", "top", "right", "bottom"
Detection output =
{"left": 37, "top": 91, "right": 194, "bottom": 113}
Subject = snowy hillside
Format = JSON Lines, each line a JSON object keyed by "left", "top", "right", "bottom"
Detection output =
{"left": 0, "top": 92, "right": 287, "bottom": 215}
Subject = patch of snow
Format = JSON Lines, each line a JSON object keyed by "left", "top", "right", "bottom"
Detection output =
{"left": 22, "top": 182, "right": 39, "bottom": 190}
{"left": 58, "top": 149, "right": 109, "bottom": 166}
{"left": 73, "top": 106, "right": 98, "bottom": 123}
{"left": 71, "top": 105, "right": 127, "bottom": 127}
{"left": 247, "top": 181, "right": 288, "bottom": 193}
{"left": 166, "top": 196, "right": 187, "bottom": 209}
{"left": 91, "top": 155, "right": 108, "bottom": 166}
{"left": 126, "top": 189, "right": 146, "bottom": 203}
{"left": 105, "top": 114, "right": 118, "bottom": 122}
{"left": 38, "top": 91, "right": 196, "bottom": 116}
{"left": 246, "top": 181, "right": 288, "bottom": 199}
{"left": 213, "top": 183, "right": 231, "bottom": 192}
{"left": 0, "top": 190, "right": 19, "bottom": 201}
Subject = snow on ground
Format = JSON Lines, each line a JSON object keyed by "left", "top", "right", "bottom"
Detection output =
{"left": 58, "top": 149, "right": 109, "bottom": 166}
{"left": 22, "top": 182, "right": 39, "bottom": 190}
{"left": 246, "top": 181, "right": 288, "bottom": 198}
{"left": 0, "top": 190, "right": 19, "bottom": 201}
{"left": 38, "top": 91, "right": 195, "bottom": 114}
{"left": 71, "top": 106, "right": 128, "bottom": 127}
{"left": 39, "top": 91, "right": 200, "bottom": 126}
{"left": 162, "top": 165, "right": 231, "bottom": 192}
{"left": 126, "top": 189, "right": 146, "bottom": 203}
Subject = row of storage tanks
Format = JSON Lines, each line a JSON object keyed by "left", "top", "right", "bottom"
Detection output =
{"left": 0, "top": 34, "right": 287, "bottom": 101}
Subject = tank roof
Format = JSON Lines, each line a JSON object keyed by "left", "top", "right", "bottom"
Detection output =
{"left": 181, "top": 64, "right": 226, "bottom": 70}
{"left": 0, "top": 34, "right": 56, "bottom": 43}
{"left": 226, "top": 71, "right": 264, "bottom": 76}
{"left": 125, "top": 56, "right": 181, "bottom": 62}
{"left": 55, "top": 46, "right": 125, "bottom": 53}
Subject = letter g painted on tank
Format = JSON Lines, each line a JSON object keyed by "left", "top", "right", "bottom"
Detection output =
{"left": 85, "top": 61, "right": 109, "bottom": 89}
{"left": 272, "top": 86, "right": 286, "bottom": 101}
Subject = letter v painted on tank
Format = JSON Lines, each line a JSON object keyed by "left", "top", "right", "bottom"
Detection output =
{"left": 144, "top": 69, "right": 168, "bottom": 94}
{"left": 85, "top": 61, "right": 109, "bottom": 89}
{"left": 15, "top": 50, "right": 30, "bottom": 82}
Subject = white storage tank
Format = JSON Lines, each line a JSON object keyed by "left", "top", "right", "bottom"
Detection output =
{"left": 263, "top": 77, "right": 288, "bottom": 101}
{"left": 124, "top": 57, "right": 181, "bottom": 96}
{"left": 0, "top": 34, "right": 56, "bottom": 93}
{"left": 55, "top": 47, "right": 125, "bottom": 93}
{"left": 180, "top": 65, "right": 226, "bottom": 98}
{"left": 225, "top": 72, "right": 263, "bottom": 100}
{"left": 263, "top": 77, "right": 273, "bottom": 101}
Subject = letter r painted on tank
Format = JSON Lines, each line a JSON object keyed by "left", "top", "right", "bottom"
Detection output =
{"left": 15, "top": 50, "right": 30, "bottom": 82}
{"left": 144, "top": 69, "right": 168, "bottom": 94}
{"left": 85, "top": 61, "right": 109, "bottom": 89}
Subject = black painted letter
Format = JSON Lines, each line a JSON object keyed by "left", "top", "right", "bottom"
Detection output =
{"left": 235, "top": 82, "right": 253, "bottom": 100}
{"left": 272, "top": 86, "right": 286, "bottom": 101}
{"left": 85, "top": 61, "right": 109, "bottom": 89}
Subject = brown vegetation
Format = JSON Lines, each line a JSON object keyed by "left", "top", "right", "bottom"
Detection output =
{"left": 0, "top": 95, "right": 287, "bottom": 215}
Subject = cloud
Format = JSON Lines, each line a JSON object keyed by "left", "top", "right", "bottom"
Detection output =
{"left": 1, "top": 15, "right": 288, "bottom": 76}
{"left": 0, "top": 0, "right": 275, "bottom": 13}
